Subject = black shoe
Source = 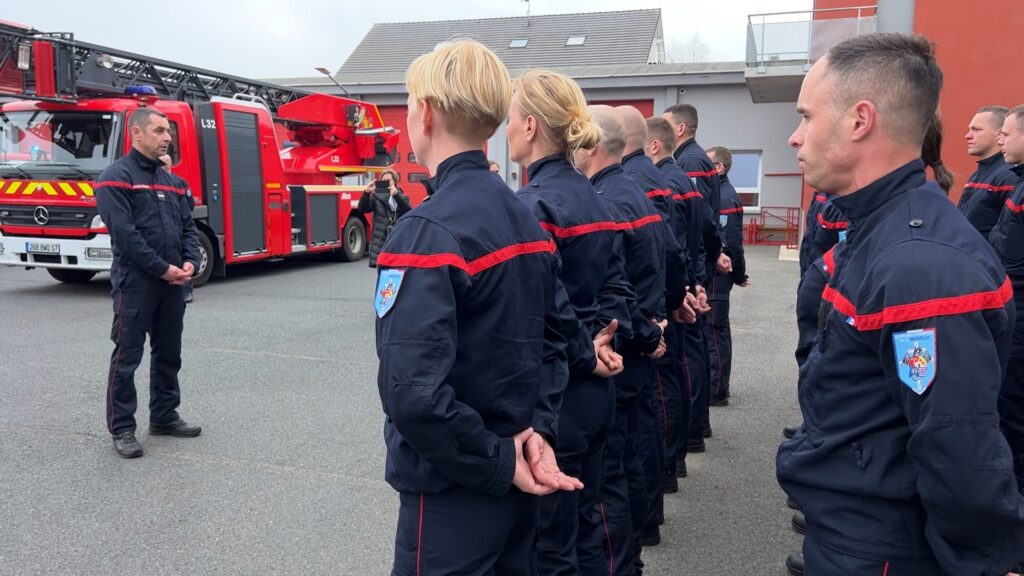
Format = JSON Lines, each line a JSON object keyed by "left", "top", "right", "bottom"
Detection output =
{"left": 676, "top": 459, "right": 687, "bottom": 478}
{"left": 791, "top": 511, "right": 807, "bottom": 535}
{"left": 786, "top": 552, "right": 804, "bottom": 576}
{"left": 783, "top": 425, "right": 799, "bottom": 439}
{"left": 112, "top": 431, "right": 143, "bottom": 458}
{"left": 710, "top": 396, "right": 729, "bottom": 407}
{"left": 149, "top": 418, "right": 202, "bottom": 437}
{"left": 184, "top": 291, "right": 194, "bottom": 304}
{"left": 686, "top": 438, "right": 706, "bottom": 453}
{"left": 639, "top": 527, "right": 661, "bottom": 546}
{"left": 703, "top": 426, "right": 712, "bottom": 439}
{"left": 787, "top": 496, "right": 800, "bottom": 510}
{"left": 662, "top": 474, "right": 678, "bottom": 494}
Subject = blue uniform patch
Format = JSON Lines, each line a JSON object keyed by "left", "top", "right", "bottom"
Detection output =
{"left": 719, "top": 214, "right": 728, "bottom": 228}
{"left": 838, "top": 230, "right": 847, "bottom": 243}
{"left": 374, "top": 269, "right": 405, "bottom": 318}
{"left": 893, "top": 328, "right": 936, "bottom": 394}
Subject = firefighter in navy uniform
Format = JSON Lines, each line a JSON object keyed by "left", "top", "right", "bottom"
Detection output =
{"left": 646, "top": 116, "right": 709, "bottom": 483}
{"left": 798, "top": 191, "right": 847, "bottom": 278}
{"left": 578, "top": 105, "right": 671, "bottom": 575}
{"left": 159, "top": 153, "right": 196, "bottom": 304}
{"left": 375, "top": 41, "right": 582, "bottom": 576}
{"left": 959, "top": 105, "right": 1017, "bottom": 240}
{"left": 663, "top": 103, "right": 721, "bottom": 452}
{"left": 96, "top": 108, "right": 202, "bottom": 458}
{"left": 704, "top": 146, "right": 748, "bottom": 407}
{"left": 990, "top": 105, "right": 1024, "bottom": 504}
{"left": 507, "top": 70, "right": 634, "bottom": 576}
{"left": 776, "top": 34, "right": 1024, "bottom": 575}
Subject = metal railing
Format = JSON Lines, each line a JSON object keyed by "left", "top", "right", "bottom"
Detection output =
{"left": 746, "top": 6, "right": 877, "bottom": 72}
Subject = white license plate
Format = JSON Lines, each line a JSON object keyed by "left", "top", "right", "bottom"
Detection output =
{"left": 26, "top": 242, "right": 60, "bottom": 254}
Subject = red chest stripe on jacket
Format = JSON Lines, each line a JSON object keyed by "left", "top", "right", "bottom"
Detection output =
{"left": 965, "top": 182, "right": 1014, "bottom": 193}
{"left": 377, "top": 239, "right": 555, "bottom": 276}
{"left": 721, "top": 207, "right": 744, "bottom": 215}
{"left": 815, "top": 194, "right": 827, "bottom": 203}
{"left": 96, "top": 181, "right": 186, "bottom": 195}
{"left": 1005, "top": 199, "right": 1024, "bottom": 213}
{"left": 646, "top": 189, "right": 672, "bottom": 199}
{"left": 822, "top": 247, "right": 836, "bottom": 277}
{"left": 538, "top": 220, "right": 622, "bottom": 238}
{"left": 822, "top": 277, "right": 1012, "bottom": 331}
{"left": 817, "top": 213, "right": 849, "bottom": 230}
{"left": 673, "top": 192, "right": 703, "bottom": 202}
{"left": 687, "top": 170, "right": 718, "bottom": 178}
{"left": 619, "top": 214, "right": 662, "bottom": 230}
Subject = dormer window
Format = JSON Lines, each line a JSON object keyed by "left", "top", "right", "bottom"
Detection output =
{"left": 566, "top": 35, "right": 586, "bottom": 46}
{"left": 509, "top": 38, "right": 529, "bottom": 48}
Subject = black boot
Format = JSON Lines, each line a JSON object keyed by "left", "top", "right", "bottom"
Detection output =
{"left": 791, "top": 511, "right": 807, "bottom": 535}
{"left": 783, "top": 425, "right": 798, "bottom": 439}
{"left": 786, "top": 553, "right": 804, "bottom": 576}
{"left": 112, "top": 431, "right": 143, "bottom": 458}
{"left": 149, "top": 418, "right": 202, "bottom": 437}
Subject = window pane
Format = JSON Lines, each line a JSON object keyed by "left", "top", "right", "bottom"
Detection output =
{"left": 739, "top": 192, "right": 760, "bottom": 207}
{"left": 729, "top": 152, "right": 760, "bottom": 188}
{"left": 566, "top": 35, "right": 586, "bottom": 46}
{"left": 509, "top": 39, "right": 528, "bottom": 48}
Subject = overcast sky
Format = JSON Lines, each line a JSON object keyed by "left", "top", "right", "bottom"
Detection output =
{"left": 5, "top": 0, "right": 811, "bottom": 80}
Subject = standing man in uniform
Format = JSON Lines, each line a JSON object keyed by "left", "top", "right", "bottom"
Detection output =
{"left": 663, "top": 103, "right": 721, "bottom": 451}
{"left": 375, "top": 40, "right": 582, "bottom": 576}
{"left": 96, "top": 108, "right": 202, "bottom": 458}
{"left": 776, "top": 33, "right": 1024, "bottom": 574}
{"left": 990, "top": 104, "right": 1024, "bottom": 496}
{"left": 159, "top": 153, "right": 196, "bottom": 304}
{"left": 704, "top": 146, "right": 748, "bottom": 407}
{"left": 960, "top": 106, "right": 1017, "bottom": 239}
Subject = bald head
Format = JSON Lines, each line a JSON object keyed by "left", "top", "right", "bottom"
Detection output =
{"left": 615, "top": 106, "right": 647, "bottom": 155}
{"left": 587, "top": 105, "right": 626, "bottom": 158}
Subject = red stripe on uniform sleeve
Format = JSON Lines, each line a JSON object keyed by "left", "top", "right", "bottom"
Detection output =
{"left": 678, "top": 192, "right": 703, "bottom": 201}
{"left": 721, "top": 207, "right": 744, "bottom": 215}
{"left": 1005, "top": 199, "right": 1024, "bottom": 213}
{"left": 817, "top": 213, "right": 849, "bottom": 230}
{"left": 687, "top": 170, "right": 718, "bottom": 178}
{"left": 646, "top": 189, "right": 671, "bottom": 199}
{"left": 822, "top": 277, "right": 1013, "bottom": 331}
{"left": 965, "top": 182, "right": 1015, "bottom": 193}
{"left": 822, "top": 247, "right": 836, "bottom": 276}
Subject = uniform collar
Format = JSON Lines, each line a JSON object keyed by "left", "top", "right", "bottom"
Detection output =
{"left": 1012, "top": 163, "right": 1024, "bottom": 178}
{"left": 589, "top": 163, "right": 623, "bottom": 186}
{"left": 978, "top": 151, "right": 1006, "bottom": 168}
{"left": 831, "top": 160, "right": 926, "bottom": 222}
{"left": 129, "top": 147, "right": 163, "bottom": 171}
{"left": 425, "top": 150, "right": 489, "bottom": 197}
{"left": 720, "top": 174, "right": 730, "bottom": 185}
{"left": 526, "top": 153, "right": 572, "bottom": 182}
{"left": 655, "top": 157, "right": 674, "bottom": 169}
{"left": 673, "top": 138, "right": 699, "bottom": 159}
{"left": 621, "top": 149, "right": 645, "bottom": 167}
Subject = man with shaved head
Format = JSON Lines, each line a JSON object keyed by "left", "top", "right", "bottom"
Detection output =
{"left": 575, "top": 104, "right": 668, "bottom": 575}
{"left": 776, "top": 33, "right": 1024, "bottom": 575}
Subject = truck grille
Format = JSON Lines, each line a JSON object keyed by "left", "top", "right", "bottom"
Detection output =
{"left": 0, "top": 205, "right": 95, "bottom": 228}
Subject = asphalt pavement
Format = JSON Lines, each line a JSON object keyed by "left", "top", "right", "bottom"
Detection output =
{"left": 0, "top": 245, "right": 804, "bottom": 575}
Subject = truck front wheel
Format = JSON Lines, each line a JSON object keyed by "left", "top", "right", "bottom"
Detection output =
{"left": 193, "top": 230, "right": 215, "bottom": 287}
{"left": 341, "top": 218, "right": 366, "bottom": 262}
{"left": 47, "top": 269, "right": 97, "bottom": 284}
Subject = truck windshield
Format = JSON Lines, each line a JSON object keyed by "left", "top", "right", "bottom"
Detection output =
{"left": 0, "top": 111, "right": 120, "bottom": 178}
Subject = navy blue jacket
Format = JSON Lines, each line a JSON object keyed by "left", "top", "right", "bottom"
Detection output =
{"left": 708, "top": 175, "right": 746, "bottom": 301}
{"left": 674, "top": 138, "right": 725, "bottom": 250}
{"left": 516, "top": 154, "right": 635, "bottom": 375}
{"left": 96, "top": 148, "right": 200, "bottom": 290}
{"left": 591, "top": 163, "right": 665, "bottom": 353}
{"left": 777, "top": 161, "right": 1024, "bottom": 573}
{"left": 621, "top": 149, "right": 689, "bottom": 312}
{"left": 658, "top": 157, "right": 709, "bottom": 288}
{"left": 988, "top": 163, "right": 1024, "bottom": 356}
{"left": 794, "top": 247, "right": 836, "bottom": 369}
{"left": 958, "top": 152, "right": 1018, "bottom": 240}
{"left": 375, "top": 151, "right": 567, "bottom": 496}
{"left": 799, "top": 192, "right": 847, "bottom": 278}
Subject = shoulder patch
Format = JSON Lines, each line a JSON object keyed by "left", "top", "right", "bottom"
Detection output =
{"left": 893, "top": 328, "right": 936, "bottom": 395}
{"left": 838, "top": 230, "right": 847, "bottom": 243}
{"left": 719, "top": 214, "right": 728, "bottom": 228}
{"left": 374, "top": 269, "right": 405, "bottom": 318}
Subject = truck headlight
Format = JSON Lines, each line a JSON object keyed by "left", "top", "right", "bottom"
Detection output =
{"left": 86, "top": 248, "right": 112, "bottom": 260}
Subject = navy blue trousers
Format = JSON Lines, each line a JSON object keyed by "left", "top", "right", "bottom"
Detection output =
{"left": 683, "top": 319, "right": 710, "bottom": 444}
{"left": 392, "top": 486, "right": 537, "bottom": 576}
{"left": 537, "top": 377, "right": 614, "bottom": 576}
{"left": 1000, "top": 356, "right": 1024, "bottom": 490}
{"left": 803, "top": 533, "right": 941, "bottom": 576}
{"left": 705, "top": 298, "right": 732, "bottom": 403}
{"left": 105, "top": 277, "right": 186, "bottom": 434}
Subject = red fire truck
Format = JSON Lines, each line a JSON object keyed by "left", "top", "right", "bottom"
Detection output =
{"left": 0, "top": 20, "right": 398, "bottom": 285}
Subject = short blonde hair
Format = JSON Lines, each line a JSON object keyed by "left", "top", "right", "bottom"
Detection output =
{"left": 513, "top": 70, "right": 600, "bottom": 160}
{"left": 405, "top": 40, "right": 511, "bottom": 142}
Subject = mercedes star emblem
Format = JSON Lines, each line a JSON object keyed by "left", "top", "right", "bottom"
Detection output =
{"left": 33, "top": 206, "right": 50, "bottom": 225}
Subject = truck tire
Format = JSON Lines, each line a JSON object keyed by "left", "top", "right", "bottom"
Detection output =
{"left": 341, "top": 217, "right": 366, "bottom": 262}
{"left": 193, "top": 230, "right": 215, "bottom": 287}
{"left": 47, "top": 269, "right": 96, "bottom": 284}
